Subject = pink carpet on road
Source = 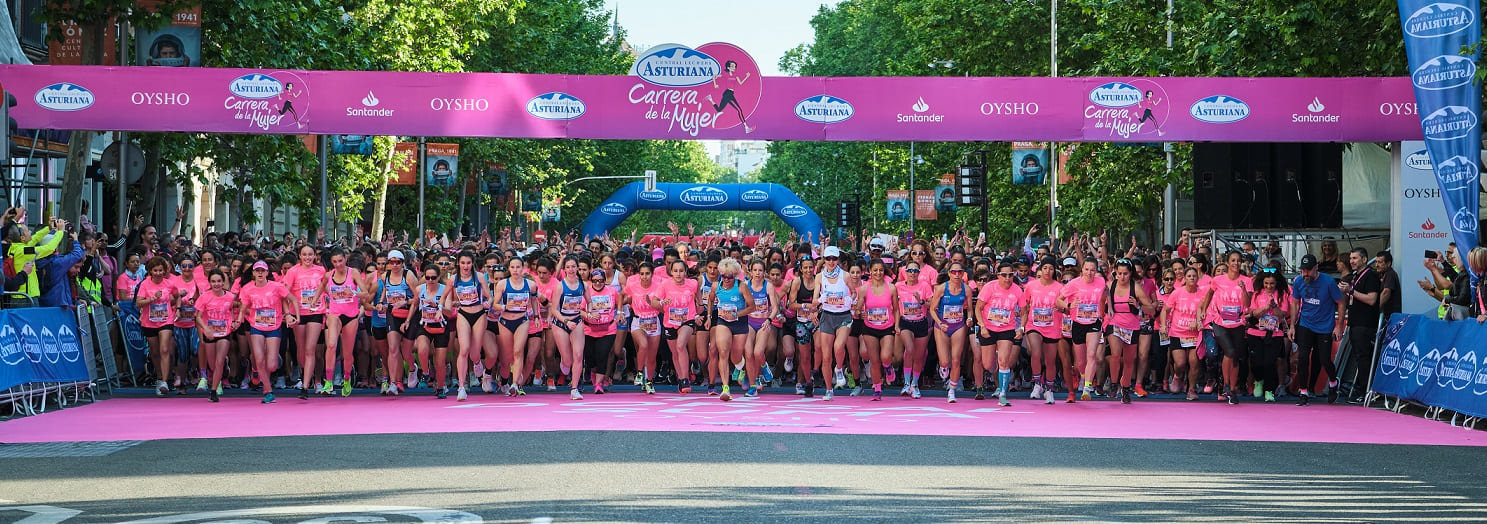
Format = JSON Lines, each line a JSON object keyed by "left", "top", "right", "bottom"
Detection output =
{"left": 1, "top": 394, "right": 1483, "bottom": 446}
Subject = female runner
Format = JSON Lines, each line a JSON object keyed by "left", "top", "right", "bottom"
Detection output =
{"left": 624, "top": 261, "right": 663, "bottom": 393}
{"left": 283, "top": 245, "right": 328, "bottom": 399}
{"left": 1022, "top": 257, "right": 1062, "bottom": 404}
{"left": 491, "top": 255, "right": 537, "bottom": 396}
{"left": 855, "top": 259, "right": 898, "bottom": 401}
{"left": 743, "top": 260, "right": 779, "bottom": 394}
{"left": 194, "top": 269, "right": 239, "bottom": 402}
{"left": 374, "top": 250, "right": 415, "bottom": 395}
{"left": 581, "top": 269, "right": 620, "bottom": 397}
{"left": 318, "top": 248, "right": 364, "bottom": 397}
{"left": 788, "top": 256, "right": 818, "bottom": 396}
{"left": 549, "top": 257, "right": 588, "bottom": 399}
{"left": 976, "top": 260, "right": 1026, "bottom": 406}
{"left": 171, "top": 254, "right": 202, "bottom": 394}
{"left": 1059, "top": 258, "right": 1108, "bottom": 401}
{"left": 1105, "top": 258, "right": 1154, "bottom": 404}
{"left": 1206, "top": 252, "right": 1252, "bottom": 403}
{"left": 694, "top": 256, "right": 721, "bottom": 394}
{"left": 137, "top": 257, "right": 183, "bottom": 397}
{"left": 657, "top": 259, "right": 699, "bottom": 394}
{"left": 1245, "top": 268, "right": 1290, "bottom": 403}
{"left": 1153, "top": 269, "right": 1178, "bottom": 392}
{"left": 1158, "top": 267, "right": 1207, "bottom": 401}
{"left": 237, "top": 260, "right": 297, "bottom": 403}
{"left": 813, "top": 246, "right": 854, "bottom": 402}
{"left": 532, "top": 257, "right": 561, "bottom": 390}
{"left": 444, "top": 251, "right": 489, "bottom": 401}
{"left": 705, "top": 258, "right": 755, "bottom": 401}
{"left": 929, "top": 260, "right": 970, "bottom": 403}
{"left": 895, "top": 260, "right": 933, "bottom": 399}
{"left": 411, "top": 263, "right": 453, "bottom": 399}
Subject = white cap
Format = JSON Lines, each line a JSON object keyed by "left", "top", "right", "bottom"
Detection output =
{"left": 1061, "top": 257, "right": 1077, "bottom": 266}
{"left": 823, "top": 246, "right": 842, "bottom": 258}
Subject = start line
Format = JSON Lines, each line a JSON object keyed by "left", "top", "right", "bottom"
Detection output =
{"left": 1, "top": 393, "right": 1482, "bottom": 447}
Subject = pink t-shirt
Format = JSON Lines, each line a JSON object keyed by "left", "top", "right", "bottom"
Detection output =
{"left": 658, "top": 278, "right": 699, "bottom": 328}
{"left": 858, "top": 282, "right": 896, "bottom": 330}
{"left": 240, "top": 281, "right": 291, "bottom": 331}
{"left": 194, "top": 291, "right": 237, "bottom": 339}
{"left": 1246, "top": 289, "right": 1291, "bottom": 337}
{"left": 1166, "top": 286, "right": 1206, "bottom": 339}
{"left": 136, "top": 277, "right": 181, "bottom": 329}
{"left": 282, "top": 264, "right": 328, "bottom": 315}
{"left": 170, "top": 275, "right": 204, "bottom": 328}
{"left": 977, "top": 282, "right": 1025, "bottom": 332}
{"left": 116, "top": 273, "right": 140, "bottom": 300}
{"left": 624, "top": 275, "right": 661, "bottom": 319}
{"left": 325, "top": 269, "right": 363, "bottom": 318}
{"left": 1060, "top": 276, "right": 1107, "bottom": 326}
{"left": 1206, "top": 274, "right": 1251, "bottom": 329}
{"left": 1023, "top": 279, "right": 1063, "bottom": 338}
{"left": 895, "top": 279, "right": 934, "bottom": 322}
{"left": 582, "top": 285, "right": 619, "bottom": 337}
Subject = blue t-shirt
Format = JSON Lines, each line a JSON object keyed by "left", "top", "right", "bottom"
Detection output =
{"left": 1291, "top": 273, "right": 1344, "bottom": 333}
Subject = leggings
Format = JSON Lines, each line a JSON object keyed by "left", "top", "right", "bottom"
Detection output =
{"left": 1294, "top": 326, "right": 1337, "bottom": 392}
{"left": 585, "top": 334, "right": 616, "bottom": 372}
{"left": 713, "top": 89, "right": 744, "bottom": 121}
{"left": 1246, "top": 334, "right": 1283, "bottom": 393}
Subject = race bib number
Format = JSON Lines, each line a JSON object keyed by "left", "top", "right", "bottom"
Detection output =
{"left": 866, "top": 307, "right": 890, "bottom": 324}
{"left": 1112, "top": 326, "right": 1134, "bottom": 344}
{"left": 148, "top": 302, "right": 170, "bottom": 324}
{"left": 1031, "top": 307, "right": 1055, "bottom": 327}
{"left": 1179, "top": 337, "right": 1199, "bottom": 348}
{"left": 824, "top": 291, "right": 846, "bottom": 307}
{"left": 1257, "top": 314, "right": 1279, "bottom": 331}
{"left": 1219, "top": 305, "right": 1242, "bottom": 323}
{"left": 300, "top": 288, "right": 318, "bottom": 310}
{"left": 505, "top": 292, "right": 530, "bottom": 312}
{"left": 590, "top": 294, "right": 613, "bottom": 314}
{"left": 902, "top": 300, "right": 924, "bottom": 319}
{"left": 988, "top": 307, "right": 1012, "bottom": 327}
{"left": 1077, "top": 303, "right": 1099, "bottom": 322}
{"left": 1061, "top": 315, "right": 1074, "bottom": 337}
{"left": 456, "top": 284, "right": 479, "bottom": 305}
{"left": 387, "top": 290, "right": 409, "bottom": 308}
{"left": 207, "top": 318, "right": 229, "bottom": 338}
{"left": 421, "top": 305, "right": 442, "bottom": 322}
{"left": 637, "top": 316, "right": 660, "bottom": 331}
{"left": 253, "top": 308, "right": 277, "bottom": 328}
{"left": 1175, "top": 316, "right": 1197, "bottom": 332}
{"left": 943, "top": 305, "right": 964, "bottom": 323}
{"left": 561, "top": 295, "right": 583, "bottom": 315}
{"left": 330, "top": 285, "right": 357, "bottom": 304}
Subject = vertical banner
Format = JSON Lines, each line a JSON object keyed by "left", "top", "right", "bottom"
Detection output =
{"left": 1397, "top": 141, "right": 1453, "bottom": 315}
{"left": 934, "top": 174, "right": 957, "bottom": 213}
{"left": 542, "top": 203, "right": 562, "bottom": 223}
{"left": 136, "top": 1, "right": 202, "bottom": 67}
{"left": 390, "top": 142, "right": 417, "bottom": 185}
{"left": 48, "top": 21, "right": 118, "bottom": 65}
{"left": 1012, "top": 141, "right": 1050, "bottom": 185}
{"left": 886, "top": 190, "right": 910, "bottom": 221}
{"left": 1398, "top": 0, "right": 1482, "bottom": 280}
{"left": 425, "top": 143, "right": 459, "bottom": 187}
{"left": 914, "top": 190, "right": 938, "bottom": 221}
{"left": 484, "top": 162, "right": 509, "bottom": 196}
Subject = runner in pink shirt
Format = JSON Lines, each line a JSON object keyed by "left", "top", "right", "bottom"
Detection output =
{"left": 581, "top": 268, "right": 620, "bottom": 395}
{"left": 1158, "top": 267, "right": 1206, "bottom": 401}
{"left": 1103, "top": 258, "right": 1153, "bottom": 404}
{"left": 657, "top": 259, "right": 700, "bottom": 394}
{"left": 193, "top": 269, "right": 238, "bottom": 403}
{"left": 976, "top": 260, "right": 1026, "bottom": 406}
{"left": 1245, "top": 269, "right": 1291, "bottom": 403}
{"left": 854, "top": 260, "right": 898, "bottom": 401}
{"left": 1205, "top": 252, "right": 1252, "bottom": 404}
{"left": 136, "top": 256, "right": 183, "bottom": 397}
{"left": 894, "top": 260, "right": 934, "bottom": 398}
{"left": 237, "top": 260, "right": 296, "bottom": 403}
{"left": 1058, "top": 258, "right": 1107, "bottom": 401}
{"left": 1021, "top": 258, "right": 1063, "bottom": 404}
{"left": 282, "top": 245, "right": 328, "bottom": 399}
{"left": 320, "top": 248, "right": 366, "bottom": 397}
{"left": 623, "top": 261, "right": 664, "bottom": 393}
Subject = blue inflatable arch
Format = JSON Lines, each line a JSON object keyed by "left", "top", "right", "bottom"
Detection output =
{"left": 579, "top": 182, "right": 826, "bottom": 243}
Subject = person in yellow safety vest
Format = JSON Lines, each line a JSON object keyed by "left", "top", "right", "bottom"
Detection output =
{"left": 5, "top": 218, "right": 68, "bottom": 298}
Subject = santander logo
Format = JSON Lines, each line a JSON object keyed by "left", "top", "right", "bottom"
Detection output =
{"left": 1412, "top": 217, "right": 1448, "bottom": 239}
{"left": 1423, "top": 218, "right": 1437, "bottom": 230}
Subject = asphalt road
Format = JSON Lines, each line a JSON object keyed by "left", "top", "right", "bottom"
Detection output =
{"left": 2, "top": 431, "right": 1486, "bottom": 523}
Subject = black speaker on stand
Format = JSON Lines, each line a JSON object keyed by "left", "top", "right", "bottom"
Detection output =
{"left": 1237, "top": 143, "right": 1271, "bottom": 229}
{"left": 1193, "top": 143, "right": 1235, "bottom": 229}
{"left": 1303, "top": 143, "right": 1344, "bottom": 228}
{"left": 1270, "top": 143, "right": 1308, "bottom": 228}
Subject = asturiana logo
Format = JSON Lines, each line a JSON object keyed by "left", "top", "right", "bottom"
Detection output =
{"left": 1380, "top": 339, "right": 1402, "bottom": 376}
{"left": 58, "top": 325, "right": 81, "bottom": 363}
{"left": 228, "top": 74, "right": 283, "bottom": 99}
{"left": 794, "top": 95, "right": 854, "bottom": 124}
{"left": 1435, "top": 155, "right": 1479, "bottom": 191}
{"left": 1418, "top": 348, "right": 1442, "bottom": 386}
{"left": 1421, "top": 105, "right": 1478, "bottom": 141}
{"left": 526, "top": 92, "right": 587, "bottom": 121}
{"left": 639, "top": 189, "right": 667, "bottom": 202}
{"left": 1453, "top": 208, "right": 1477, "bottom": 233}
{"left": 1405, "top": 2, "right": 1475, "bottom": 39}
{"left": 1190, "top": 95, "right": 1250, "bottom": 124}
{"left": 1088, "top": 82, "right": 1142, "bottom": 108}
{"left": 0, "top": 324, "right": 19, "bottom": 366}
{"left": 33, "top": 83, "right": 95, "bottom": 111}
{"left": 40, "top": 327, "right": 59, "bottom": 364}
{"left": 1407, "top": 150, "right": 1434, "bottom": 170}
{"left": 1413, "top": 55, "right": 1477, "bottom": 90}
{"left": 631, "top": 44, "right": 720, "bottom": 87}
{"left": 679, "top": 186, "right": 728, "bottom": 207}
{"left": 599, "top": 202, "right": 628, "bottom": 216}
{"left": 741, "top": 189, "right": 769, "bottom": 203}
{"left": 19, "top": 325, "right": 40, "bottom": 363}
{"left": 780, "top": 204, "right": 809, "bottom": 218}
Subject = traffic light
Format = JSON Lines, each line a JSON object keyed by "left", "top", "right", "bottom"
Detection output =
{"left": 837, "top": 199, "right": 859, "bottom": 229}
{"left": 957, "top": 164, "right": 985, "bottom": 206}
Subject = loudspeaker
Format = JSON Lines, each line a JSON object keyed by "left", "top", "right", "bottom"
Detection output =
{"left": 1302, "top": 143, "right": 1343, "bottom": 228}
{"left": 1192, "top": 143, "right": 1235, "bottom": 229}
{"left": 1270, "top": 143, "right": 1308, "bottom": 228}
{"left": 1235, "top": 143, "right": 1271, "bottom": 229}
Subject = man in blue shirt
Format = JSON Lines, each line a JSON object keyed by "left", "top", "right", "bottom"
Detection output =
{"left": 1288, "top": 254, "right": 1347, "bottom": 406}
{"left": 38, "top": 232, "right": 86, "bottom": 309}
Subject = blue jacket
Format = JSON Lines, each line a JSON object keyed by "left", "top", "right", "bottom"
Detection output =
{"left": 38, "top": 241, "right": 85, "bottom": 308}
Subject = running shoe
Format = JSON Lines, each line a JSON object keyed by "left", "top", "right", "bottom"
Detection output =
{"left": 1226, "top": 388, "right": 1238, "bottom": 405}
{"left": 318, "top": 382, "right": 334, "bottom": 395}
{"left": 1065, "top": 391, "right": 1076, "bottom": 404}
{"left": 404, "top": 370, "right": 418, "bottom": 390}
{"left": 797, "top": 383, "right": 807, "bottom": 395}
{"left": 974, "top": 387, "right": 986, "bottom": 401}
{"left": 1134, "top": 384, "right": 1148, "bottom": 398}
{"left": 1252, "top": 381, "right": 1263, "bottom": 398}
{"left": 298, "top": 387, "right": 310, "bottom": 400}
{"left": 633, "top": 373, "right": 644, "bottom": 386}
{"left": 275, "top": 376, "right": 287, "bottom": 389}
{"left": 507, "top": 384, "right": 519, "bottom": 397}
{"left": 196, "top": 377, "right": 208, "bottom": 392}
{"left": 680, "top": 384, "right": 692, "bottom": 395}
{"left": 155, "top": 380, "right": 168, "bottom": 397}
{"left": 262, "top": 392, "right": 276, "bottom": 404}
{"left": 804, "top": 381, "right": 815, "bottom": 398}
{"left": 743, "top": 386, "right": 759, "bottom": 398}
{"left": 845, "top": 370, "right": 857, "bottom": 389}
{"left": 216, "top": 383, "right": 224, "bottom": 396}
{"left": 436, "top": 388, "right": 447, "bottom": 400}
{"left": 1202, "top": 381, "right": 1214, "bottom": 394}
{"left": 884, "top": 366, "right": 897, "bottom": 386}
{"left": 594, "top": 385, "right": 606, "bottom": 395}
{"left": 1030, "top": 383, "right": 1044, "bottom": 400}
{"left": 1079, "top": 387, "right": 1092, "bottom": 402}
{"left": 1264, "top": 391, "right": 1276, "bottom": 403}
{"left": 1326, "top": 382, "right": 1339, "bottom": 404}
{"left": 380, "top": 382, "right": 390, "bottom": 396}
{"left": 911, "top": 385, "right": 922, "bottom": 399}
{"left": 482, "top": 374, "right": 494, "bottom": 393}
{"left": 783, "top": 357, "right": 794, "bottom": 372}
{"left": 998, "top": 390, "right": 1010, "bottom": 407}
{"left": 208, "top": 389, "right": 219, "bottom": 403}
{"left": 708, "top": 386, "right": 720, "bottom": 397}
{"left": 1121, "top": 387, "right": 1133, "bottom": 405}
{"left": 389, "top": 384, "right": 401, "bottom": 396}
{"left": 239, "top": 376, "right": 251, "bottom": 390}
{"left": 515, "top": 386, "right": 526, "bottom": 396}
{"left": 1044, "top": 389, "right": 1055, "bottom": 405}
{"left": 719, "top": 386, "right": 732, "bottom": 402}
{"left": 570, "top": 388, "right": 582, "bottom": 401}
{"left": 762, "top": 364, "right": 775, "bottom": 383}
{"left": 947, "top": 388, "right": 957, "bottom": 404}
{"left": 293, "top": 379, "right": 305, "bottom": 390}
{"left": 334, "top": 375, "right": 345, "bottom": 388}
{"left": 834, "top": 368, "right": 847, "bottom": 388}
{"left": 340, "top": 380, "right": 352, "bottom": 397}
{"left": 457, "top": 388, "right": 467, "bottom": 402}
{"left": 1296, "top": 392, "right": 1310, "bottom": 406}
{"left": 1186, "top": 390, "right": 1200, "bottom": 401}
{"left": 645, "top": 382, "right": 655, "bottom": 395}
{"left": 823, "top": 388, "right": 834, "bottom": 402}
{"left": 900, "top": 383, "right": 912, "bottom": 397}
{"left": 731, "top": 367, "right": 743, "bottom": 385}
{"left": 547, "top": 379, "right": 557, "bottom": 392}
{"left": 850, "top": 385, "right": 862, "bottom": 397}
{"left": 1167, "top": 375, "right": 1180, "bottom": 394}
{"left": 872, "top": 389, "right": 882, "bottom": 401}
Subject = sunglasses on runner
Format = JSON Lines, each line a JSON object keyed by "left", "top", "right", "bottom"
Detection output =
{"left": 425, "top": 275, "right": 439, "bottom": 281}
{"left": 823, "top": 256, "right": 838, "bottom": 261}
{"left": 998, "top": 272, "right": 1014, "bottom": 277}
{"left": 905, "top": 268, "right": 921, "bottom": 273}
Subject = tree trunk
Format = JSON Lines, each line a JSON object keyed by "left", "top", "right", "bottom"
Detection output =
{"left": 370, "top": 145, "right": 395, "bottom": 241}
{"left": 59, "top": 23, "right": 105, "bottom": 225}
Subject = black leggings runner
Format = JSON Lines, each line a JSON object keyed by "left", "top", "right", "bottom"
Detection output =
{"left": 1246, "top": 334, "right": 1283, "bottom": 394}
{"left": 1294, "top": 326, "right": 1338, "bottom": 392}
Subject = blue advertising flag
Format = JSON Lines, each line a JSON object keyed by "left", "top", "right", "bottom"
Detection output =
{"left": 1399, "top": 1, "right": 1482, "bottom": 282}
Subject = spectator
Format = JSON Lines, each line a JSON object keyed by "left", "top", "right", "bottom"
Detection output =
{"left": 38, "top": 229, "right": 86, "bottom": 308}
{"left": 6, "top": 217, "right": 67, "bottom": 298}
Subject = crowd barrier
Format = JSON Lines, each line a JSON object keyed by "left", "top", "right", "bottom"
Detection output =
{"left": 1373, "top": 314, "right": 1487, "bottom": 427}
{"left": 0, "top": 307, "right": 96, "bottom": 416}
